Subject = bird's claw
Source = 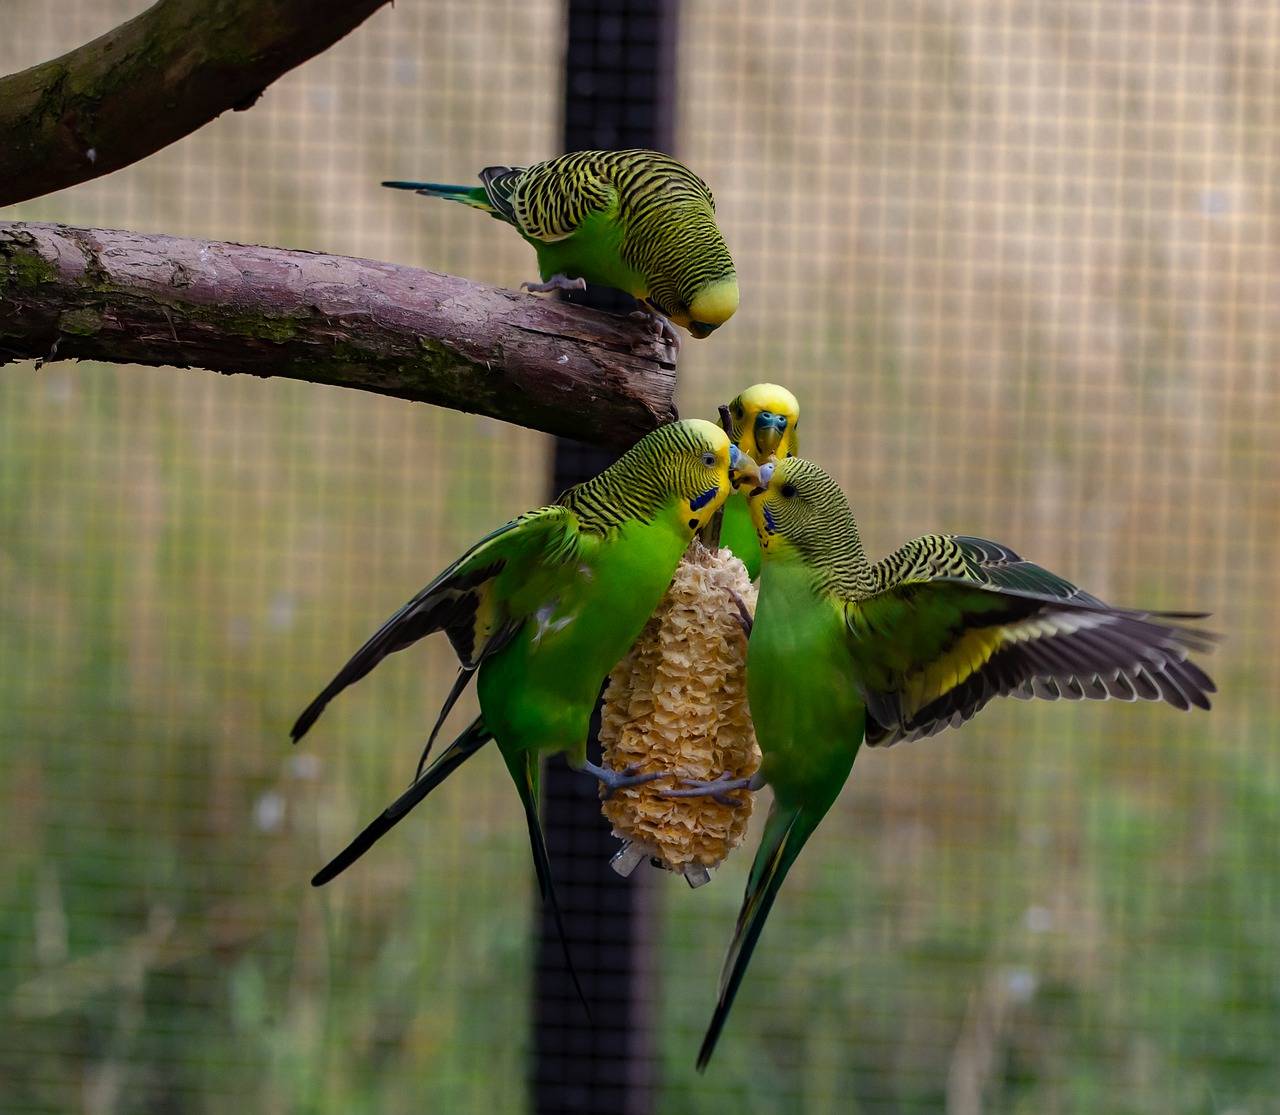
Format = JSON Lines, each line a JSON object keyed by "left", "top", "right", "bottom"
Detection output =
{"left": 661, "top": 771, "right": 758, "bottom": 807}
{"left": 522, "top": 274, "right": 588, "bottom": 294}
{"left": 630, "top": 308, "right": 682, "bottom": 356}
{"left": 581, "top": 759, "right": 664, "bottom": 799}
{"left": 726, "top": 588, "right": 753, "bottom": 637}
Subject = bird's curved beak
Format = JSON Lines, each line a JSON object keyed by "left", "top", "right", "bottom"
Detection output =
{"left": 689, "top": 321, "right": 721, "bottom": 339}
{"left": 753, "top": 412, "right": 788, "bottom": 458}
{"left": 748, "top": 461, "right": 775, "bottom": 499}
{"left": 729, "top": 444, "right": 760, "bottom": 489}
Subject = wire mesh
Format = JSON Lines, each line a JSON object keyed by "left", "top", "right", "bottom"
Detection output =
{"left": 2, "top": 1, "right": 1278, "bottom": 1112}
{"left": 531, "top": 6, "right": 675, "bottom": 1112}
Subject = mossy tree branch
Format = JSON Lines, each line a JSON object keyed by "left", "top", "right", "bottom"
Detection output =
{"left": 0, "top": 222, "right": 679, "bottom": 447}
{"left": 0, "top": 0, "right": 392, "bottom": 208}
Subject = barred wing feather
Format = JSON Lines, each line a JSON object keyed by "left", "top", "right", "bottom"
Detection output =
{"left": 850, "top": 534, "right": 1217, "bottom": 747}
{"left": 291, "top": 506, "right": 580, "bottom": 742}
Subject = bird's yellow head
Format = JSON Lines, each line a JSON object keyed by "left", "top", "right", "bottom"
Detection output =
{"left": 746, "top": 456, "right": 854, "bottom": 563}
{"left": 644, "top": 418, "right": 758, "bottom": 535}
{"left": 683, "top": 276, "right": 740, "bottom": 338}
{"left": 623, "top": 161, "right": 737, "bottom": 338}
{"left": 723, "top": 383, "right": 801, "bottom": 463}
{"left": 655, "top": 277, "right": 740, "bottom": 338}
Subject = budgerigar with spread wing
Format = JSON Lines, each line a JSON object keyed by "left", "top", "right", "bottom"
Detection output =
{"left": 691, "top": 456, "right": 1216, "bottom": 1068}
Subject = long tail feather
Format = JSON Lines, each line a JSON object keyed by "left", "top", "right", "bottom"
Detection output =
{"left": 381, "top": 180, "right": 495, "bottom": 211}
{"left": 311, "top": 718, "right": 491, "bottom": 887}
{"left": 291, "top": 607, "right": 463, "bottom": 744}
{"left": 512, "top": 753, "right": 592, "bottom": 1023}
{"left": 697, "top": 806, "right": 813, "bottom": 1071}
{"left": 415, "top": 666, "right": 477, "bottom": 781}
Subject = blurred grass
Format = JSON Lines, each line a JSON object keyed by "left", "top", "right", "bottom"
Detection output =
{"left": 2, "top": 1, "right": 1279, "bottom": 1112}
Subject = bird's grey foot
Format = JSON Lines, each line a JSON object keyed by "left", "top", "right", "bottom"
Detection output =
{"left": 522, "top": 274, "right": 588, "bottom": 294}
{"left": 663, "top": 771, "right": 763, "bottom": 807}
{"left": 629, "top": 308, "right": 682, "bottom": 354}
{"left": 581, "top": 759, "right": 664, "bottom": 799}
{"left": 727, "top": 588, "right": 753, "bottom": 637}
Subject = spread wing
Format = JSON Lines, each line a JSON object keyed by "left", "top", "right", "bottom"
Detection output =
{"left": 847, "top": 535, "right": 1218, "bottom": 747}
{"left": 291, "top": 506, "right": 581, "bottom": 742}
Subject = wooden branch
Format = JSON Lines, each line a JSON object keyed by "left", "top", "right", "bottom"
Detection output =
{"left": 0, "top": 223, "right": 679, "bottom": 447}
{"left": 0, "top": 0, "right": 391, "bottom": 208}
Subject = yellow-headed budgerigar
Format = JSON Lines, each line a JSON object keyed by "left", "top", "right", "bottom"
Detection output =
{"left": 384, "top": 149, "right": 738, "bottom": 343}
{"left": 682, "top": 456, "right": 1217, "bottom": 1068}
{"left": 717, "top": 383, "right": 800, "bottom": 579}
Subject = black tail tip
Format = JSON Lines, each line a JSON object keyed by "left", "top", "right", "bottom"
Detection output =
{"left": 290, "top": 707, "right": 319, "bottom": 743}
{"left": 311, "top": 862, "right": 342, "bottom": 887}
{"left": 695, "top": 1032, "right": 718, "bottom": 1073}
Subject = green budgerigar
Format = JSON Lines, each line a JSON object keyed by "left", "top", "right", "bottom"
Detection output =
{"left": 717, "top": 383, "right": 800, "bottom": 579}
{"left": 291, "top": 420, "right": 753, "bottom": 997}
{"left": 384, "top": 149, "right": 738, "bottom": 341}
{"left": 688, "top": 457, "right": 1217, "bottom": 1068}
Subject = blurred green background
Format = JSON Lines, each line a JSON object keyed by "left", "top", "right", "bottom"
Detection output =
{"left": 2, "top": 1, "right": 1278, "bottom": 1112}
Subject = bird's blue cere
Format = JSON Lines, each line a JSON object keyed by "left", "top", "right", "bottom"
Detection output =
{"left": 729, "top": 445, "right": 744, "bottom": 469}
{"left": 759, "top": 462, "right": 776, "bottom": 487}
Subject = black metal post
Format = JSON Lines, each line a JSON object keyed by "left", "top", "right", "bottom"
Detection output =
{"left": 532, "top": 3, "right": 677, "bottom": 1113}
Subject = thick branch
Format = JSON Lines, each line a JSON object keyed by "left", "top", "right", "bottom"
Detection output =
{"left": 0, "top": 222, "right": 678, "bottom": 447}
{"left": 0, "top": 0, "right": 391, "bottom": 207}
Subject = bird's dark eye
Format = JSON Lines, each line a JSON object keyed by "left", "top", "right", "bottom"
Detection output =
{"left": 780, "top": 483, "right": 797, "bottom": 498}
{"left": 732, "top": 403, "right": 744, "bottom": 418}
{"left": 701, "top": 451, "right": 716, "bottom": 467}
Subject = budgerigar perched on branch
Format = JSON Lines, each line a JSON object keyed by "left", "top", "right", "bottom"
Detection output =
{"left": 384, "top": 149, "right": 738, "bottom": 344}
{"left": 685, "top": 456, "right": 1217, "bottom": 1069}
{"left": 291, "top": 420, "right": 756, "bottom": 1005}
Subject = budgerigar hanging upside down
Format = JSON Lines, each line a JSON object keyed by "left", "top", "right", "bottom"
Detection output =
{"left": 717, "top": 383, "right": 800, "bottom": 579}
{"left": 291, "top": 420, "right": 756, "bottom": 1003}
{"left": 687, "top": 457, "right": 1217, "bottom": 1069}
{"left": 383, "top": 149, "right": 738, "bottom": 344}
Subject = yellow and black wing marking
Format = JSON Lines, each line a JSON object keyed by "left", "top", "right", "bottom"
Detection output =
{"left": 291, "top": 506, "right": 580, "bottom": 742}
{"left": 482, "top": 153, "right": 618, "bottom": 243}
{"left": 850, "top": 535, "right": 1218, "bottom": 747}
